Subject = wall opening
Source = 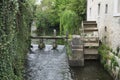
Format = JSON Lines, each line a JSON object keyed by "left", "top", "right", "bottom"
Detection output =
{"left": 104, "top": 36, "right": 107, "bottom": 44}
{"left": 98, "top": 4, "right": 101, "bottom": 16}
{"left": 105, "top": 4, "right": 108, "bottom": 14}
{"left": 90, "top": 8, "right": 91, "bottom": 16}
{"left": 105, "top": 26, "right": 107, "bottom": 32}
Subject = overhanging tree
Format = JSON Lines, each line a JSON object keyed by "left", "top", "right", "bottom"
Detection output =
{"left": 60, "top": 10, "right": 78, "bottom": 35}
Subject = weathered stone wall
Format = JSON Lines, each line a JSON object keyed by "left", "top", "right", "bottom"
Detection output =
{"left": 87, "top": 0, "right": 120, "bottom": 79}
{"left": 87, "top": 0, "right": 120, "bottom": 50}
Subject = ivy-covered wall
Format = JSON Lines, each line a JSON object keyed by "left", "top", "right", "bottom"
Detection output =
{"left": 0, "top": 0, "right": 34, "bottom": 80}
{"left": 99, "top": 44, "right": 120, "bottom": 80}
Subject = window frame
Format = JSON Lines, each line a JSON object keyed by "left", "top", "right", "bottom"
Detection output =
{"left": 113, "top": 0, "right": 120, "bottom": 16}
{"left": 98, "top": 3, "right": 101, "bottom": 16}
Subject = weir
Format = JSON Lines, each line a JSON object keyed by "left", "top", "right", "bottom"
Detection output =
{"left": 29, "top": 27, "right": 113, "bottom": 80}
{"left": 26, "top": 44, "right": 113, "bottom": 80}
{"left": 68, "top": 21, "right": 99, "bottom": 67}
{"left": 26, "top": 45, "right": 72, "bottom": 80}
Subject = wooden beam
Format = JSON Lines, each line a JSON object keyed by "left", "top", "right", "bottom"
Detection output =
{"left": 31, "top": 36, "right": 68, "bottom": 39}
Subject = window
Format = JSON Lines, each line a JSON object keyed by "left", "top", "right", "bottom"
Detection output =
{"left": 114, "top": 0, "right": 120, "bottom": 16}
{"left": 105, "top": 26, "right": 107, "bottom": 32}
{"left": 98, "top": 4, "right": 101, "bottom": 16}
{"left": 118, "top": 0, "right": 120, "bottom": 13}
{"left": 90, "top": 8, "right": 91, "bottom": 16}
{"left": 104, "top": 36, "right": 107, "bottom": 44}
{"left": 105, "top": 4, "right": 108, "bottom": 14}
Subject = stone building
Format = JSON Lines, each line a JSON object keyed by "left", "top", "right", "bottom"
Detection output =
{"left": 87, "top": 0, "right": 120, "bottom": 51}
{"left": 87, "top": 0, "right": 120, "bottom": 79}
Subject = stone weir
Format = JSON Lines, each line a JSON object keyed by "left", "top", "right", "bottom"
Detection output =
{"left": 68, "top": 35, "right": 84, "bottom": 66}
{"left": 26, "top": 45, "right": 73, "bottom": 80}
{"left": 68, "top": 35, "right": 99, "bottom": 67}
{"left": 68, "top": 21, "right": 99, "bottom": 67}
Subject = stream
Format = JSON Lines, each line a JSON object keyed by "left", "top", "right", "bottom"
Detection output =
{"left": 28, "top": 24, "right": 113, "bottom": 80}
{"left": 26, "top": 45, "right": 72, "bottom": 80}
{"left": 25, "top": 44, "right": 113, "bottom": 80}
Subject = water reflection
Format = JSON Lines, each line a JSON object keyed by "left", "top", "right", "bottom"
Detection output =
{"left": 71, "top": 60, "right": 113, "bottom": 80}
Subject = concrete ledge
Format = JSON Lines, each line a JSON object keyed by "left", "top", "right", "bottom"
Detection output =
{"left": 68, "top": 59, "right": 84, "bottom": 67}
{"left": 84, "top": 54, "right": 99, "bottom": 60}
{"left": 84, "top": 48, "right": 99, "bottom": 60}
{"left": 71, "top": 49, "right": 84, "bottom": 59}
{"left": 84, "top": 43, "right": 99, "bottom": 47}
{"left": 71, "top": 45, "right": 83, "bottom": 49}
{"left": 84, "top": 48, "right": 98, "bottom": 54}
{"left": 68, "top": 35, "right": 84, "bottom": 67}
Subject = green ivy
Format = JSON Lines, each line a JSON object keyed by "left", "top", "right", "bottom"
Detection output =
{"left": 0, "top": 0, "right": 34, "bottom": 80}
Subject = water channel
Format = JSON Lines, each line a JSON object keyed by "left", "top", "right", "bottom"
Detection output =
{"left": 26, "top": 45, "right": 72, "bottom": 80}
{"left": 26, "top": 44, "right": 113, "bottom": 80}
{"left": 28, "top": 24, "right": 113, "bottom": 80}
{"left": 71, "top": 60, "right": 113, "bottom": 80}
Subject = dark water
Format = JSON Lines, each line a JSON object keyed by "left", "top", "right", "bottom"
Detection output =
{"left": 71, "top": 60, "right": 113, "bottom": 80}
{"left": 27, "top": 44, "right": 113, "bottom": 80}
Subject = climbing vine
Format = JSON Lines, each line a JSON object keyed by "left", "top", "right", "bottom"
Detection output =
{"left": 0, "top": 0, "right": 34, "bottom": 80}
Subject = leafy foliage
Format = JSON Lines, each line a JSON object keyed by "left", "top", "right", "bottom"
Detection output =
{"left": 98, "top": 44, "right": 119, "bottom": 74}
{"left": 69, "top": 0, "right": 86, "bottom": 21}
{"left": 60, "top": 10, "right": 78, "bottom": 35}
{"left": 0, "top": 0, "right": 35, "bottom": 80}
{"left": 36, "top": 0, "right": 59, "bottom": 35}
{"left": 35, "top": 0, "right": 86, "bottom": 35}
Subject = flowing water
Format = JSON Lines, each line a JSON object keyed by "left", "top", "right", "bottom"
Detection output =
{"left": 26, "top": 45, "right": 72, "bottom": 80}
{"left": 29, "top": 25, "right": 113, "bottom": 80}
{"left": 26, "top": 44, "right": 113, "bottom": 80}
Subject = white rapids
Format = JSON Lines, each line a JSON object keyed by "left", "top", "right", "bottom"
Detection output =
{"left": 26, "top": 44, "right": 72, "bottom": 80}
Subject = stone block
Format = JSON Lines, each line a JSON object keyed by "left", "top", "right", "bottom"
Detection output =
{"left": 71, "top": 49, "right": 84, "bottom": 60}
{"left": 68, "top": 49, "right": 84, "bottom": 66}
{"left": 71, "top": 44, "right": 83, "bottom": 49}
{"left": 84, "top": 48, "right": 98, "bottom": 55}
{"left": 68, "top": 59, "right": 84, "bottom": 67}
{"left": 84, "top": 54, "right": 99, "bottom": 60}
{"left": 71, "top": 35, "right": 83, "bottom": 45}
{"left": 68, "top": 35, "right": 84, "bottom": 67}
